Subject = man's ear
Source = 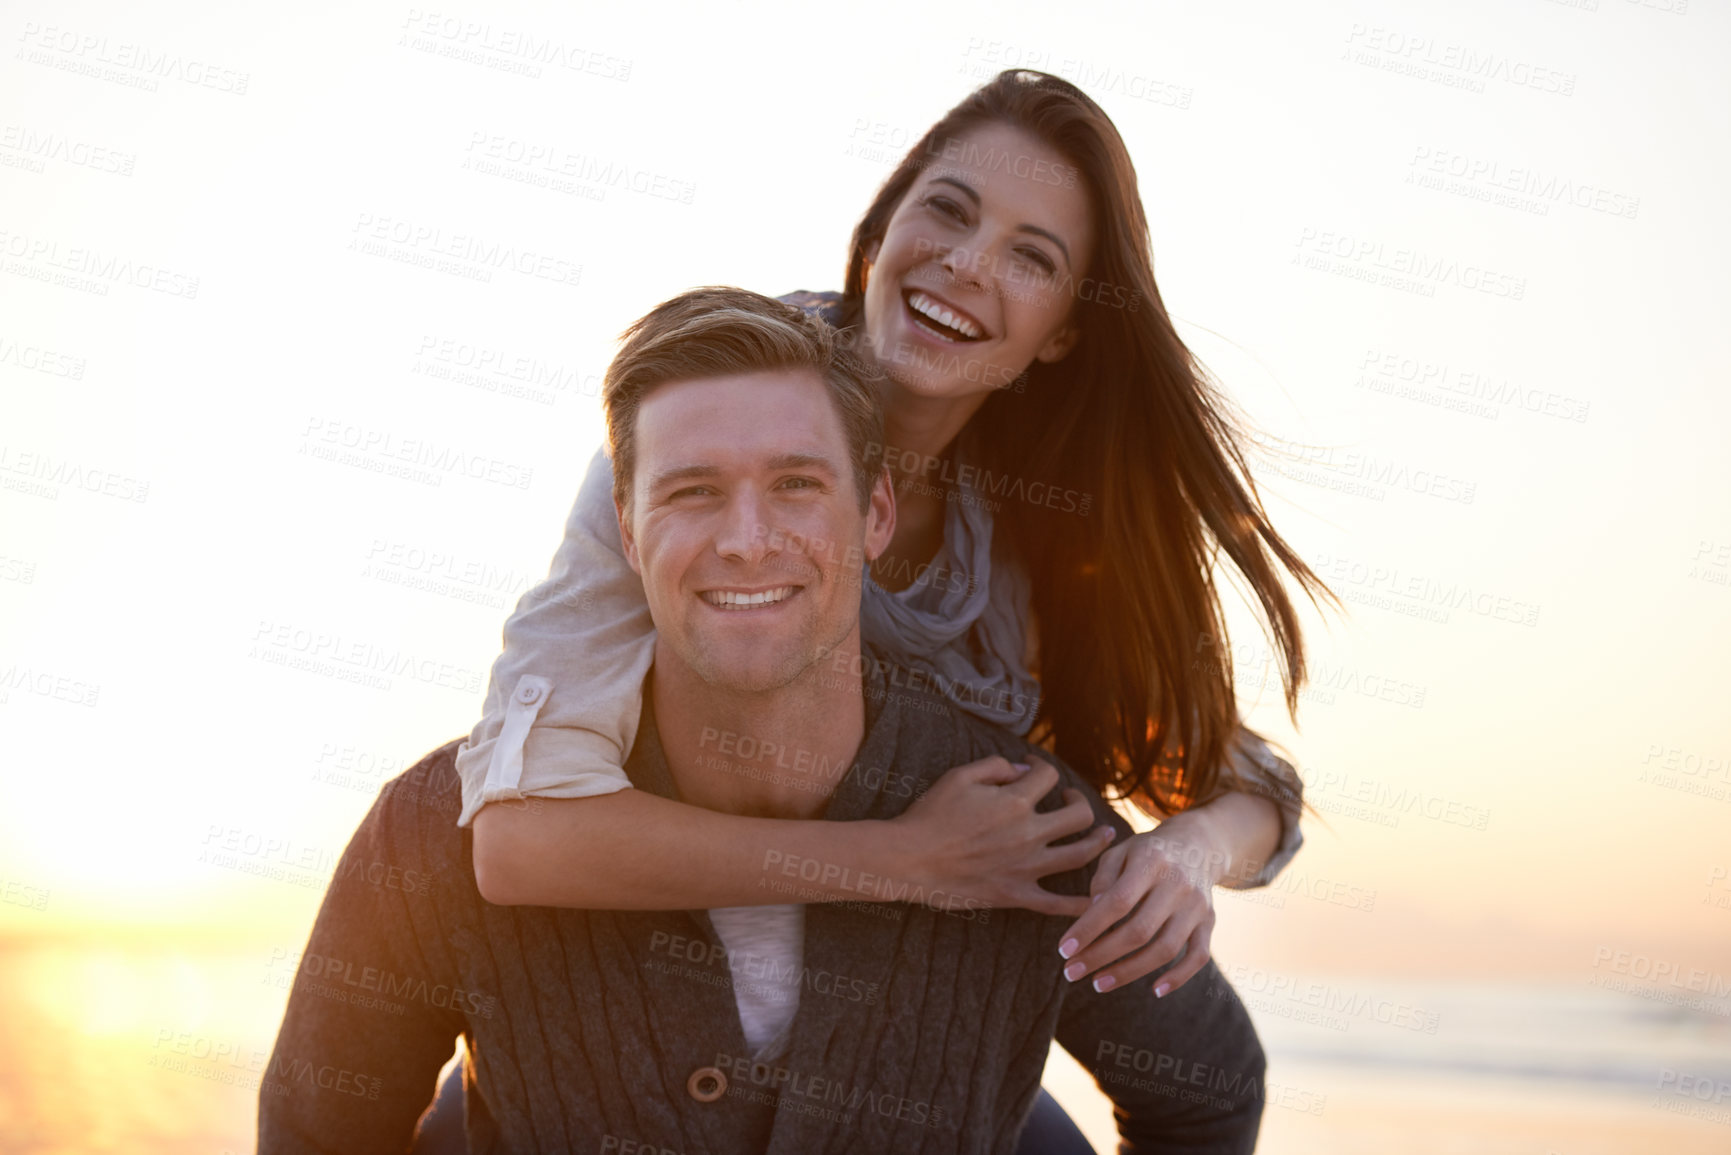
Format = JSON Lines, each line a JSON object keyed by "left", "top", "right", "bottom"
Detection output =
{"left": 862, "top": 464, "right": 896, "bottom": 563}
{"left": 616, "top": 498, "right": 642, "bottom": 575}
{"left": 1035, "top": 320, "right": 1081, "bottom": 364}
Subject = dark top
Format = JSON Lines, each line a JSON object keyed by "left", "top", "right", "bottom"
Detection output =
{"left": 780, "top": 288, "right": 1308, "bottom": 887}
{"left": 259, "top": 653, "right": 1267, "bottom": 1153}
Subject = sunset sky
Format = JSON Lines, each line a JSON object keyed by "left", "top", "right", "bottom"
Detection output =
{"left": 2, "top": 0, "right": 1728, "bottom": 1150}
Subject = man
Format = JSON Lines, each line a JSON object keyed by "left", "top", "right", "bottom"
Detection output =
{"left": 259, "top": 287, "right": 1266, "bottom": 1153}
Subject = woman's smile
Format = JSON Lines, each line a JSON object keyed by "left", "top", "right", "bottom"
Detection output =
{"left": 861, "top": 121, "right": 1093, "bottom": 402}
{"left": 902, "top": 288, "right": 988, "bottom": 343}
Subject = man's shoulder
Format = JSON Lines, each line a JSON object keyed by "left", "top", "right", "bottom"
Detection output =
{"left": 865, "top": 668, "right": 1119, "bottom": 902}
{"left": 897, "top": 682, "right": 1039, "bottom": 763}
{"left": 868, "top": 662, "right": 1049, "bottom": 783}
{"left": 870, "top": 659, "right": 1127, "bottom": 830}
{"left": 369, "top": 738, "right": 470, "bottom": 850}
{"left": 860, "top": 654, "right": 1031, "bottom": 755}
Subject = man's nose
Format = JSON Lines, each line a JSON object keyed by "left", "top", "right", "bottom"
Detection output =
{"left": 712, "top": 491, "right": 774, "bottom": 564}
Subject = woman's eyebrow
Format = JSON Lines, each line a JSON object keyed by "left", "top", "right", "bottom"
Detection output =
{"left": 930, "top": 175, "right": 982, "bottom": 207}
{"left": 928, "top": 175, "right": 1072, "bottom": 269}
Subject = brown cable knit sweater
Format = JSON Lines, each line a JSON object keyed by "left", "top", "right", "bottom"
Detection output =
{"left": 259, "top": 654, "right": 1267, "bottom": 1153}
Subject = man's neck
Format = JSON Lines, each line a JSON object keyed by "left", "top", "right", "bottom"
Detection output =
{"left": 652, "top": 639, "right": 868, "bottom": 821}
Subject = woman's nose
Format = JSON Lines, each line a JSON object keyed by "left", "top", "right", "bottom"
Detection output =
{"left": 939, "top": 243, "right": 991, "bottom": 291}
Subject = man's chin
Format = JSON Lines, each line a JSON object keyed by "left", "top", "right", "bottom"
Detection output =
{"left": 685, "top": 641, "right": 817, "bottom": 695}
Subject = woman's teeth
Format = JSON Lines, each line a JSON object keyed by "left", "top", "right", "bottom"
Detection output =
{"left": 702, "top": 587, "right": 797, "bottom": 608}
{"left": 907, "top": 291, "right": 983, "bottom": 341}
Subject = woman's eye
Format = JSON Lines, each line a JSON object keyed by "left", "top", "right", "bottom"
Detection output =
{"left": 1017, "top": 248, "right": 1056, "bottom": 275}
{"left": 922, "top": 195, "right": 966, "bottom": 223}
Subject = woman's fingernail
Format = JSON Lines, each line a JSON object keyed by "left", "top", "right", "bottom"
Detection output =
{"left": 1059, "top": 938, "right": 1079, "bottom": 959}
{"left": 1154, "top": 982, "right": 1171, "bottom": 998}
{"left": 1064, "top": 961, "right": 1085, "bottom": 982}
{"left": 1090, "top": 894, "right": 1103, "bottom": 905}
{"left": 1093, "top": 974, "right": 1116, "bottom": 993}
{"left": 1010, "top": 762, "right": 1031, "bottom": 772}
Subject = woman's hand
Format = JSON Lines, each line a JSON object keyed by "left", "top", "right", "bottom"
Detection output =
{"left": 892, "top": 755, "right": 1117, "bottom": 918}
{"left": 1054, "top": 812, "right": 1226, "bottom": 997}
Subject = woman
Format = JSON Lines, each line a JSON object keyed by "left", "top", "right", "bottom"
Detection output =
{"left": 442, "top": 70, "right": 1332, "bottom": 1149}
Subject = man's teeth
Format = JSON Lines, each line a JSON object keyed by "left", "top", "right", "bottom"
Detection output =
{"left": 702, "top": 587, "right": 797, "bottom": 607}
{"left": 908, "top": 292, "right": 982, "bottom": 340}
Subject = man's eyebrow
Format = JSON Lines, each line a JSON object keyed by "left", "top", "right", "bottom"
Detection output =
{"left": 766, "top": 452, "right": 840, "bottom": 474}
{"left": 646, "top": 454, "right": 840, "bottom": 490}
{"left": 928, "top": 175, "right": 1074, "bottom": 270}
{"left": 646, "top": 463, "right": 720, "bottom": 490}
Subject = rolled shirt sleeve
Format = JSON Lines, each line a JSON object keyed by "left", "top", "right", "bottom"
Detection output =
{"left": 451, "top": 446, "right": 654, "bottom": 827}
{"left": 1218, "top": 725, "right": 1305, "bottom": 889}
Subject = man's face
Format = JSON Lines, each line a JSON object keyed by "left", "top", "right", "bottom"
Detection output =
{"left": 619, "top": 369, "right": 895, "bottom": 694}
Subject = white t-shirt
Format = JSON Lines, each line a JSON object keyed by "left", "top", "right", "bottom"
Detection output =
{"left": 707, "top": 904, "right": 806, "bottom": 1060}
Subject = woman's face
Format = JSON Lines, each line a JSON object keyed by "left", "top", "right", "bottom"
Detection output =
{"left": 861, "top": 121, "right": 1096, "bottom": 400}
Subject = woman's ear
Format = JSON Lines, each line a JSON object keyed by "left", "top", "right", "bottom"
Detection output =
{"left": 1035, "top": 321, "right": 1081, "bottom": 364}
{"left": 862, "top": 239, "right": 881, "bottom": 288}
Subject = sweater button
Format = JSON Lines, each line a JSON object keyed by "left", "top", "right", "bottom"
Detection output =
{"left": 687, "top": 1066, "right": 727, "bottom": 1103}
{"left": 515, "top": 683, "right": 543, "bottom": 706}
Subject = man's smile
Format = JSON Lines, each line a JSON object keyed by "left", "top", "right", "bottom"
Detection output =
{"left": 698, "top": 584, "right": 804, "bottom": 610}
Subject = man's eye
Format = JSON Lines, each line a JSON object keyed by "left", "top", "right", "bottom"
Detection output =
{"left": 780, "top": 477, "right": 819, "bottom": 491}
{"left": 671, "top": 485, "right": 714, "bottom": 498}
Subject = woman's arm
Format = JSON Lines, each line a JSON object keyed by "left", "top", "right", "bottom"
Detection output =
{"left": 1020, "top": 602, "right": 1301, "bottom": 892}
{"left": 1050, "top": 726, "right": 1303, "bottom": 997}
{"left": 1161, "top": 725, "right": 1302, "bottom": 891}
{"left": 1153, "top": 788, "right": 1283, "bottom": 892}
{"left": 474, "top": 755, "right": 1113, "bottom": 916}
{"left": 452, "top": 446, "right": 654, "bottom": 828}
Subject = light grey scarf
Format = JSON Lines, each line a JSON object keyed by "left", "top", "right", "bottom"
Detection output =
{"left": 857, "top": 455, "right": 1044, "bottom": 735}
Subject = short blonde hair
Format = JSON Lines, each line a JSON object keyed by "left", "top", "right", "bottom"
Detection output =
{"left": 604, "top": 286, "right": 885, "bottom": 510}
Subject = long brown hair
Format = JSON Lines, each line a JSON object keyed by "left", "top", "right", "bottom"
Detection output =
{"left": 838, "top": 70, "right": 1338, "bottom": 817}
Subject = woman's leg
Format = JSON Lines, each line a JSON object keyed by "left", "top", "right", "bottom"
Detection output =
{"left": 407, "top": 1059, "right": 466, "bottom": 1154}
{"left": 1014, "top": 1086, "right": 1098, "bottom": 1155}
